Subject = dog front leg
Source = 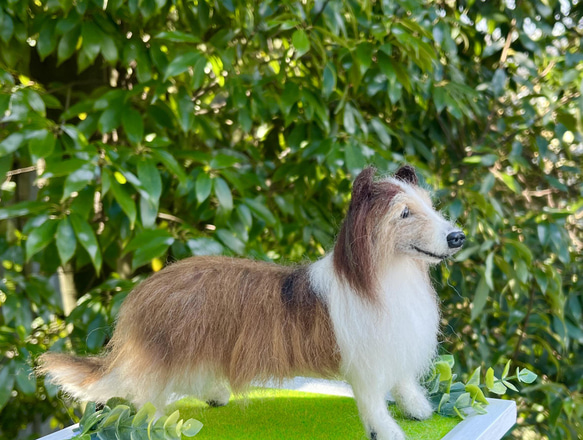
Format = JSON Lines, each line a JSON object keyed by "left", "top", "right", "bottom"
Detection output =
{"left": 351, "top": 381, "right": 406, "bottom": 440}
{"left": 391, "top": 379, "right": 433, "bottom": 421}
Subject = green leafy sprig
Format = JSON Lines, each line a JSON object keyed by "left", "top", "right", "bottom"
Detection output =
{"left": 427, "top": 355, "right": 537, "bottom": 419}
{"left": 73, "top": 398, "right": 202, "bottom": 440}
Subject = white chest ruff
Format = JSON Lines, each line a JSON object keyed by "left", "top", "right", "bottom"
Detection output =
{"left": 313, "top": 257, "right": 439, "bottom": 386}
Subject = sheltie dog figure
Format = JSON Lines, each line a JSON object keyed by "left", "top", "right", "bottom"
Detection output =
{"left": 39, "top": 165, "right": 465, "bottom": 440}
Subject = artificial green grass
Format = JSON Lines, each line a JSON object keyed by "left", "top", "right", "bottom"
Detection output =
{"left": 172, "top": 388, "right": 460, "bottom": 439}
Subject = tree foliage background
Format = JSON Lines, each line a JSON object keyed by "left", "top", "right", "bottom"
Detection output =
{"left": 0, "top": 0, "right": 582, "bottom": 438}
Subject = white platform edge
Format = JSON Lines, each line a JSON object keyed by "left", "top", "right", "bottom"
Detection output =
{"left": 37, "top": 377, "right": 516, "bottom": 440}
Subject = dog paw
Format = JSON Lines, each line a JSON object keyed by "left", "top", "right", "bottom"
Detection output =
{"left": 206, "top": 399, "right": 228, "bottom": 408}
{"left": 401, "top": 397, "right": 433, "bottom": 421}
{"left": 369, "top": 429, "right": 406, "bottom": 440}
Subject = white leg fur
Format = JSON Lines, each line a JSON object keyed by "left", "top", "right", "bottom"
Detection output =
{"left": 350, "top": 376, "right": 405, "bottom": 440}
{"left": 392, "top": 380, "right": 433, "bottom": 421}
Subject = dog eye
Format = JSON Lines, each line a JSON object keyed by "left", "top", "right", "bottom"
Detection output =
{"left": 401, "top": 207, "right": 410, "bottom": 218}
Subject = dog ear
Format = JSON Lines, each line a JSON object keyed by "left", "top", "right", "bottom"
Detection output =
{"left": 395, "top": 165, "right": 418, "bottom": 186}
{"left": 351, "top": 166, "right": 376, "bottom": 203}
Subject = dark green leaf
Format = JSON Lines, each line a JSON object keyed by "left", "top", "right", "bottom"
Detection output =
{"left": 122, "top": 108, "right": 144, "bottom": 144}
{"left": 243, "top": 198, "right": 276, "bottom": 225}
{"left": 292, "top": 30, "right": 310, "bottom": 57}
{"left": 28, "top": 129, "right": 56, "bottom": 161}
{"left": 109, "top": 176, "right": 137, "bottom": 227}
{"left": 196, "top": 172, "right": 212, "bottom": 204}
{"left": 37, "top": 20, "right": 58, "bottom": 60}
{"left": 214, "top": 177, "right": 233, "bottom": 212}
{"left": 0, "top": 367, "right": 15, "bottom": 411}
{"left": 164, "top": 52, "right": 201, "bottom": 81}
{"left": 0, "top": 201, "right": 47, "bottom": 221}
{"left": 322, "top": 63, "right": 336, "bottom": 98}
{"left": 56, "top": 217, "right": 77, "bottom": 265}
{"left": 70, "top": 213, "right": 102, "bottom": 273}
{"left": 63, "top": 167, "right": 95, "bottom": 200}
{"left": 151, "top": 149, "right": 188, "bottom": 184}
{"left": 215, "top": 229, "right": 245, "bottom": 254}
{"left": 0, "top": 133, "right": 25, "bottom": 157}
{"left": 187, "top": 238, "right": 223, "bottom": 256}
{"left": 26, "top": 219, "right": 58, "bottom": 260}
{"left": 57, "top": 26, "right": 81, "bottom": 65}
{"left": 471, "top": 275, "right": 489, "bottom": 321}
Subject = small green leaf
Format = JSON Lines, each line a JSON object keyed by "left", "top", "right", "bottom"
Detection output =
{"left": 164, "top": 52, "right": 201, "bottom": 81}
{"left": 151, "top": 149, "right": 188, "bottom": 184}
{"left": 210, "top": 154, "right": 239, "bottom": 169}
{"left": 437, "top": 393, "right": 450, "bottom": 413}
{"left": 133, "top": 402, "right": 156, "bottom": 428}
{"left": 187, "top": 238, "right": 223, "bottom": 256}
{"left": 465, "top": 384, "right": 489, "bottom": 405}
{"left": 0, "top": 201, "right": 47, "bottom": 221}
{"left": 292, "top": 29, "right": 310, "bottom": 57}
{"left": 244, "top": 198, "right": 276, "bottom": 225}
{"left": 491, "top": 68, "right": 507, "bottom": 97}
{"left": 215, "top": 229, "right": 245, "bottom": 254}
{"left": 435, "top": 361, "right": 452, "bottom": 382}
{"left": 155, "top": 31, "right": 201, "bottom": 43}
{"left": 63, "top": 167, "right": 95, "bottom": 200}
{"left": 37, "top": 20, "right": 58, "bottom": 60}
{"left": 502, "top": 380, "right": 519, "bottom": 392}
{"left": 131, "top": 240, "right": 174, "bottom": 270}
{"left": 466, "top": 367, "right": 481, "bottom": 386}
{"left": 181, "top": 419, "right": 203, "bottom": 437}
{"left": 0, "top": 133, "right": 25, "bottom": 157}
{"left": 0, "top": 367, "right": 15, "bottom": 411}
{"left": 26, "top": 90, "right": 46, "bottom": 116}
{"left": 489, "top": 381, "right": 508, "bottom": 395}
{"left": 502, "top": 360, "right": 511, "bottom": 379}
{"left": 0, "top": 14, "right": 14, "bottom": 43}
{"left": 344, "top": 141, "right": 366, "bottom": 174}
{"left": 26, "top": 219, "right": 58, "bottom": 260}
{"left": 109, "top": 176, "right": 137, "bottom": 227}
{"left": 98, "top": 107, "right": 121, "bottom": 133}
{"left": 485, "top": 367, "right": 495, "bottom": 390}
{"left": 517, "top": 368, "right": 538, "bottom": 384}
{"left": 454, "top": 392, "right": 472, "bottom": 409}
{"left": 70, "top": 213, "right": 102, "bottom": 273}
{"left": 196, "top": 172, "right": 213, "bottom": 204}
{"left": 28, "top": 129, "right": 56, "bottom": 161}
{"left": 122, "top": 108, "right": 144, "bottom": 144}
{"left": 137, "top": 160, "right": 162, "bottom": 228}
{"left": 214, "top": 177, "right": 233, "bottom": 212}
{"left": 343, "top": 104, "right": 356, "bottom": 135}
{"left": 15, "top": 362, "right": 36, "bottom": 395}
{"left": 471, "top": 275, "right": 489, "bottom": 321}
{"left": 56, "top": 217, "right": 77, "bottom": 265}
{"left": 57, "top": 26, "right": 81, "bottom": 65}
{"left": 175, "top": 87, "right": 194, "bottom": 133}
{"left": 322, "top": 63, "right": 336, "bottom": 98}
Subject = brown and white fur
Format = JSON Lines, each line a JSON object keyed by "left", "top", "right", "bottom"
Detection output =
{"left": 38, "top": 165, "right": 465, "bottom": 440}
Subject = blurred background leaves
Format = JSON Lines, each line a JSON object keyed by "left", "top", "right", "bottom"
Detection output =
{"left": 0, "top": 0, "right": 582, "bottom": 438}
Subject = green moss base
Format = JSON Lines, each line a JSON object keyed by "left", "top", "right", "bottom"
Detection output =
{"left": 173, "top": 388, "right": 459, "bottom": 439}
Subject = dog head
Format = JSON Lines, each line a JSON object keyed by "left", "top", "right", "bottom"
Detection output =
{"left": 334, "top": 165, "right": 464, "bottom": 298}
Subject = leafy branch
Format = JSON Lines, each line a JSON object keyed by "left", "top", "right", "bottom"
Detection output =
{"left": 427, "top": 356, "right": 538, "bottom": 419}
{"left": 73, "top": 399, "right": 203, "bottom": 440}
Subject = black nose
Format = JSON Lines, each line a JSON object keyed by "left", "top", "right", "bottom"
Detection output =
{"left": 447, "top": 231, "right": 465, "bottom": 249}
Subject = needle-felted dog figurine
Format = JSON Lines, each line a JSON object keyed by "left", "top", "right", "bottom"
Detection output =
{"left": 39, "top": 165, "right": 465, "bottom": 440}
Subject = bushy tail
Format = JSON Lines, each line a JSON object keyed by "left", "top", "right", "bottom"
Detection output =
{"left": 37, "top": 353, "right": 118, "bottom": 403}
